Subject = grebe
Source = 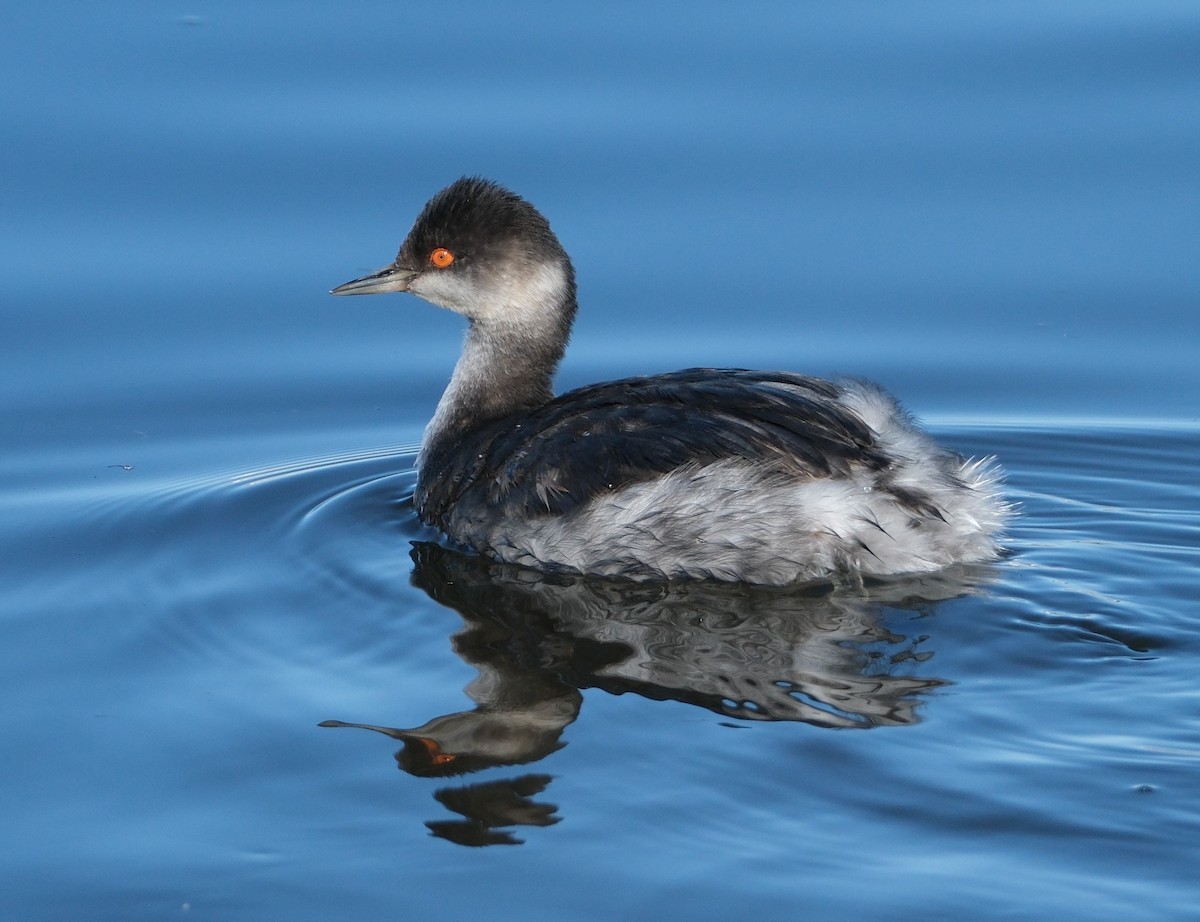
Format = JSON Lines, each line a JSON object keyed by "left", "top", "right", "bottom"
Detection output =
{"left": 332, "top": 177, "right": 1007, "bottom": 586}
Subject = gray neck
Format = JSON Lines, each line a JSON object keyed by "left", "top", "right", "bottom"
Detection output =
{"left": 421, "top": 315, "right": 569, "bottom": 456}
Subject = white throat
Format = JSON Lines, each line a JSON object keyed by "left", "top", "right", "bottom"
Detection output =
{"left": 419, "top": 260, "right": 574, "bottom": 459}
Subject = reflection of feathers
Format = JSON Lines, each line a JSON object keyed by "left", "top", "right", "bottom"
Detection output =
{"left": 412, "top": 542, "right": 994, "bottom": 729}
{"left": 425, "top": 776, "right": 559, "bottom": 847}
{"left": 435, "top": 775, "right": 558, "bottom": 828}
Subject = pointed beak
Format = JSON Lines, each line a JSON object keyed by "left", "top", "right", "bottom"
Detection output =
{"left": 330, "top": 264, "right": 419, "bottom": 296}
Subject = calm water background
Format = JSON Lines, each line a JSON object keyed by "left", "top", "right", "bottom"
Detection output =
{"left": 3, "top": 2, "right": 1199, "bottom": 919}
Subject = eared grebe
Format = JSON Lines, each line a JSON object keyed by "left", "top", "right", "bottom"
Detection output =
{"left": 332, "top": 177, "right": 1007, "bottom": 585}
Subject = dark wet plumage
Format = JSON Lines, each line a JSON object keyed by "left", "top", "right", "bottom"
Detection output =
{"left": 416, "top": 368, "right": 892, "bottom": 527}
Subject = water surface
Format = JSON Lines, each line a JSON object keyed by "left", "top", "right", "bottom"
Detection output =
{"left": 3, "top": 3, "right": 1199, "bottom": 919}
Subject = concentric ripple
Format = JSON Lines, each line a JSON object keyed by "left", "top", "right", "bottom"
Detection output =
{"left": 64, "top": 441, "right": 442, "bottom": 675}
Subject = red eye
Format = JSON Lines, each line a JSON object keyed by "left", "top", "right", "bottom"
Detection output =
{"left": 429, "top": 247, "right": 455, "bottom": 268}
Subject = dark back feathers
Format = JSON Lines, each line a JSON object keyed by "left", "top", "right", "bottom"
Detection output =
{"left": 416, "top": 368, "right": 890, "bottom": 529}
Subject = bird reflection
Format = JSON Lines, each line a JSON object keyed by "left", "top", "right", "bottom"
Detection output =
{"left": 426, "top": 775, "right": 558, "bottom": 846}
{"left": 321, "top": 542, "right": 993, "bottom": 845}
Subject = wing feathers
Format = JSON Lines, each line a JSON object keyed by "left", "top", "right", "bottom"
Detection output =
{"left": 417, "top": 369, "right": 891, "bottom": 527}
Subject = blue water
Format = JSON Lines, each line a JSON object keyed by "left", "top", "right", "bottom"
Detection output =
{"left": 3, "top": 2, "right": 1199, "bottom": 919}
